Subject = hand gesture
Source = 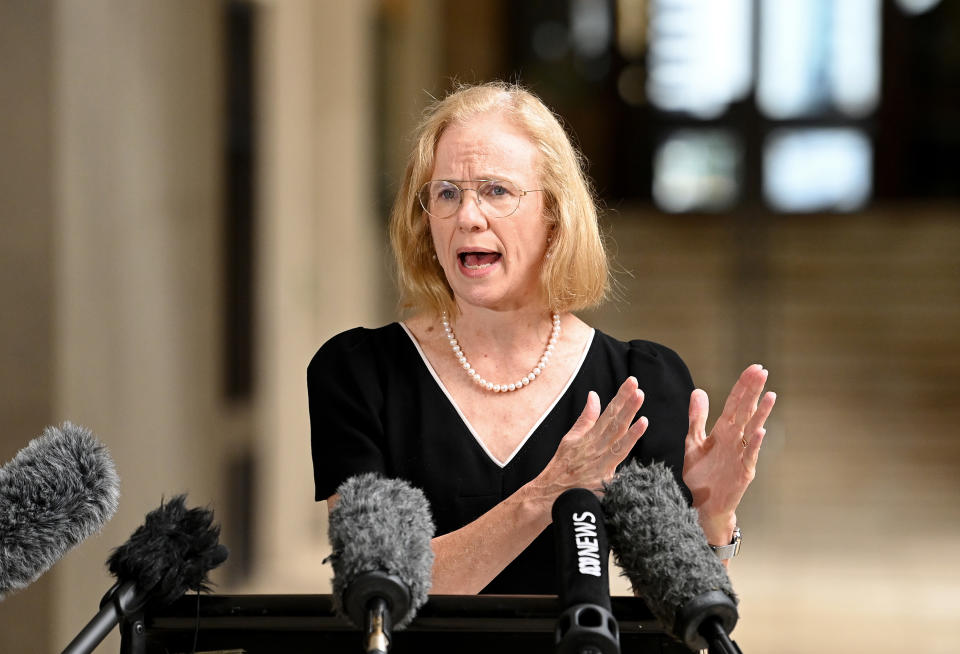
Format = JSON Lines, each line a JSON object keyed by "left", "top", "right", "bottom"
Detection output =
{"left": 534, "top": 376, "right": 648, "bottom": 499}
{"left": 682, "top": 364, "right": 776, "bottom": 543}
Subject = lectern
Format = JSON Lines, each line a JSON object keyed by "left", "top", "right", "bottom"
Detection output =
{"left": 123, "top": 594, "right": 693, "bottom": 653}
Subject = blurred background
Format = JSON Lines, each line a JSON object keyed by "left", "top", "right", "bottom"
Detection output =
{"left": 1, "top": 0, "right": 958, "bottom": 652}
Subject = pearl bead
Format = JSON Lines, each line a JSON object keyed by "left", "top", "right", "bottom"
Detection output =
{"left": 441, "top": 311, "right": 560, "bottom": 394}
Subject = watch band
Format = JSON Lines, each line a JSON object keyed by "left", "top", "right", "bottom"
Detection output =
{"left": 709, "top": 526, "right": 741, "bottom": 559}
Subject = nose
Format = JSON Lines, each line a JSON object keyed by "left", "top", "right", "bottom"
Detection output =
{"left": 454, "top": 188, "right": 488, "bottom": 231}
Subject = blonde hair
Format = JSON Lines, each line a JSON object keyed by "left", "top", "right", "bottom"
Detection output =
{"left": 389, "top": 81, "right": 609, "bottom": 318}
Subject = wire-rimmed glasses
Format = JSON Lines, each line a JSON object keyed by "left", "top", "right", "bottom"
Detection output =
{"left": 417, "top": 179, "right": 543, "bottom": 219}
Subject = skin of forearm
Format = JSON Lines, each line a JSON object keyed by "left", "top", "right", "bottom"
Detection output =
{"left": 429, "top": 482, "right": 554, "bottom": 594}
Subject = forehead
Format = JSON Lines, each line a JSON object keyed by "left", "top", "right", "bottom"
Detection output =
{"left": 432, "top": 110, "right": 540, "bottom": 181}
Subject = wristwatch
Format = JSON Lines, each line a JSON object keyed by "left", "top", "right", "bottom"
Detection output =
{"left": 709, "top": 526, "right": 741, "bottom": 559}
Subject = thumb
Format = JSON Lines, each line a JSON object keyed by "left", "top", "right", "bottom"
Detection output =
{"left": 688, "top": 389, "right": 709, "bottom": 442}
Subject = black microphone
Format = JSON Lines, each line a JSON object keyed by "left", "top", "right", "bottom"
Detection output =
{"left": 552, "top": 488, "right": 620, "bottom": 654}
{"left": 602, "top": 460, "right": 740, "bottom": 654}
{"left": 0, "top": 422, "right": 119, "bottom": 599}
{"left": 61, "top": 495, "right": 229, "bottom": 654}
{"left": 327, "top": 473, "right": 435, "bottom": 654}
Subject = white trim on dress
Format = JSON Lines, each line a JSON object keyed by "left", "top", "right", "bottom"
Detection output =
{"left": 400, "top": 323, "right": 596, "bottom": 468}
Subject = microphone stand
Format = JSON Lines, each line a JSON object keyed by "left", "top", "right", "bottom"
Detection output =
{"left": 701, "top": 618, "right": 743, "bottom": 654}
{"left": 61, "top": 581, "right": 146, "bottom": 654}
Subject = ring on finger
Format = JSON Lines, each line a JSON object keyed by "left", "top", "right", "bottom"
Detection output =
{"left": 741, "top": 437, "right": 748, "bottom": 448}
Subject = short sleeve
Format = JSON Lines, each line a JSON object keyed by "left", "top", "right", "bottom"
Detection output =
{"left": 625, "top": 339, "right": 695, "bottom": 503}
{"left": 308, "top": 329, "right": 387, "bottom": 501}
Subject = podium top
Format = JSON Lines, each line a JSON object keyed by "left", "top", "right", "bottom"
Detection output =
{"left": 135, "top": 594, "right": 690, "bottom": 653}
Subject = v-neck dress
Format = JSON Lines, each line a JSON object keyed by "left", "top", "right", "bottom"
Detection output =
{"left": 308, "top": 322, "right": 693, "bottom": 595}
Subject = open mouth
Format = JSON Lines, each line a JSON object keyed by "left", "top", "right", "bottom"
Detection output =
{"left": 458, "top": 252, "right": 501, "bottom": 270}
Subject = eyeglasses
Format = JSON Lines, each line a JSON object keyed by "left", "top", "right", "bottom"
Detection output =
{"left": 417, "top": 179, "right": 544, "bottom": 219}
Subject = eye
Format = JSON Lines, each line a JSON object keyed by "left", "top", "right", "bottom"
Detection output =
{"left": 482, "top": 181, "right": 517, "bottom": 198}
{"left": 434, "top": 182, "right": 459, "bottom": 202}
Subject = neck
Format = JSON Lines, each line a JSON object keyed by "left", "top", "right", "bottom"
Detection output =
{"left": 450, "top": 304, "right": 556, "bottom": 353}
{"left": 438, "top": 304, "right": 563, "bottom": 393}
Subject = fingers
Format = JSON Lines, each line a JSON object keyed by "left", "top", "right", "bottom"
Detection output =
{"left": 719, "top": 364, "right": 768, "bottom": 430}
{"left": 743, "top": 391, "right": 776, "bottom": 466}
{"left": 569, "top": 390, "right": 602, "bottom": 438}
{"left": 594, "top": 375, "right": 640, "bottom": 426}
{"left": 570, "top": 378, "right": 645, "bottom": 455}
{"left": 611, "top": 414, "right": 648, "bottom": 458}
{"left": 743, "top": 428, "right": 766, "bottom": 469}
{"left": 744, "top": 391, "right": 776, "bottom": 435}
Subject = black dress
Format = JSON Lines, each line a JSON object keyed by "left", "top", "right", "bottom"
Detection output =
{"left": 308, "top": 323, "right": 693, "bottom": 594}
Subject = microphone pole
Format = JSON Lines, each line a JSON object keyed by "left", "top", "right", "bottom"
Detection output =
{"left": 552, "top": 488, "right": 620, "bottom": 654}
{"left": 61, "top": 581, "right": 143, "bottom": 654}
{"left": 60, "top": 495, "right": 228, "bottom": 654}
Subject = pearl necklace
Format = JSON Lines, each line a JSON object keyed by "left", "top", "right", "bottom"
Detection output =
{"left": 441, "top": 311, "right": 561, "bottom": 393}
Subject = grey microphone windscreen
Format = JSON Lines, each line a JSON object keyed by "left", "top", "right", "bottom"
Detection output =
{"left": 328, "top": 473, "right": 435, "bottom": 630}
{"left": 0, "top": 422, "right": 120, "bottom": 598}
{"left": 602, "top": 460, "right": 736, "bottom": 640}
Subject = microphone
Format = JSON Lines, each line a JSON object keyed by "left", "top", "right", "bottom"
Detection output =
{"left": 552, "top": 488, "right": 620, "bottom": 654}
{"left": 327, "top": 473, "right": 435, "bottom": 654}
{"left": 602, "top": 460, "right": 740, "bottom": 653}
{"left": 61, "top": 494, "right": 229, "bottom": 654}
{"left": 0, "top": 422, "right": 119, "bottom": 599}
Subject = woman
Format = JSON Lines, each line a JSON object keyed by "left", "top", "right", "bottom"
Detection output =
{"left": 309, "top": 82, "right": 775, "bottom": 595}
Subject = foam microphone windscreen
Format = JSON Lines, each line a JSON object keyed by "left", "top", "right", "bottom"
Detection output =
{"left": 602, "top": 460, "right": 738, "bottom": 650}
{"left": 328, "top": 473, "right": 435, "bottom": 630}
{"left": 106, "top": 494, "right": 229, "bottom": 606}
{"left": 0, "top": 422, "right": 120, "bottom": 599}
{"left": 61, "top": 494, "right": 229, "bottom": 654}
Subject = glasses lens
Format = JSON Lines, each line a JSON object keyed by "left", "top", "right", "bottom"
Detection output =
{"left": 418, "top": 181, "right": 460, "bottom": 218}
{"left": 478, "top": 180, "right": 522, "bottom": 218}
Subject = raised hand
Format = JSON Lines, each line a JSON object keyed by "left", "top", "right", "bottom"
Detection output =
{"left": 533, "top": 376, "right": 648, "bottom": 499}
{"left": 682, "top": 364, "right": 776, "bottom": 544}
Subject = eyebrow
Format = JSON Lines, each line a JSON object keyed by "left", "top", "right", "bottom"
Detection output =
{"left": 435, "top": 177, "right": 516, "bottom": 184}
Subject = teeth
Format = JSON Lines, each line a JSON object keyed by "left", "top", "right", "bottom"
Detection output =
{"left": 464, "top": 262, "right": 494, "bottom": 270}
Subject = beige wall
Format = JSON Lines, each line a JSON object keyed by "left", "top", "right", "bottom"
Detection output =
{"left": 1, "top": 0, "right": 385, "bottom": 649}
{"left": 246, "top": 0, "right": 383, "bottom": 592}
{"left": 0, "top": 1, "right": 56, "bottom": 650}
{"left": 46, "top": 1, "right": 224, "bottom": 650}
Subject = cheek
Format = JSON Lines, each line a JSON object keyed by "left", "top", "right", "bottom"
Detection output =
{"left": 426, "top": 218, "right": 443, "bottom": 251}
{"left": 427, "top": 218, "right": 454, "bottom": 268}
